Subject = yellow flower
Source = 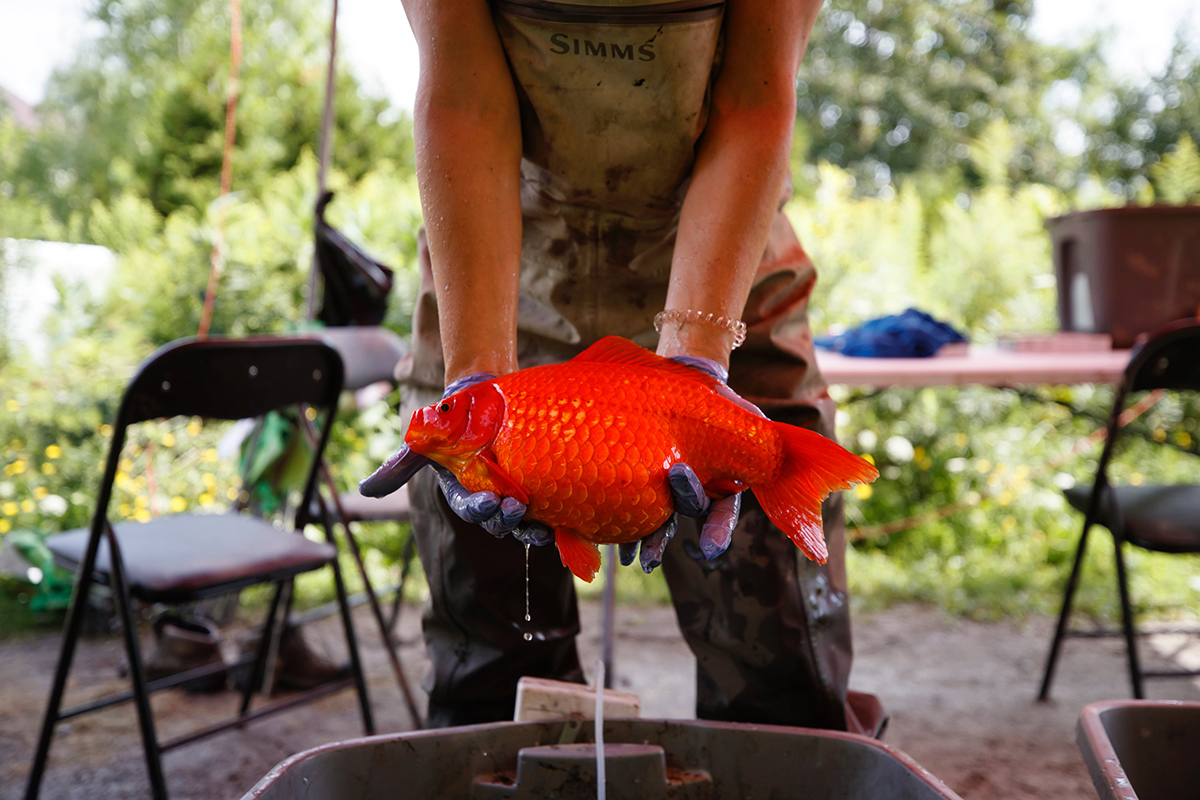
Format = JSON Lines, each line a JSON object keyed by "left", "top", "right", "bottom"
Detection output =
{"left": 1129, "top": 472, "right": 1144, "bottom": 486}
{"left": 1153, "top": 429, "right": 1167, "bottom": 443}
{"left": 99, "top": 424, "right": 113, "bottom": 437}
{"left": 45, "top": 444, "right": 62, "bottom": 459}
{"left": 134, "top": 494, "right": 148, "bottom": 508}
{"left": 134, "top": 509, "right": 152, "bottom": 523}
{"left": 2, "top": 502, "right": 17, "bottom": 516}
{"left": 161, "top": 433, "right": 176, "bottom": 448}
{"left": 975, "top": 459, "right": 992, "bottom": 474}
{"left": 854, "top": 484, "right": 873, "bottom": 500}
{"left": 305, "top": 407, "right": 318, "bottom": 421}
{"left": 34, "top": 487, "right": 48, "bottom": 499}
{"left": 226, "top": 487, "right": 240, "bottom": 501}
{"left": 8, "top": 460, "right": 27, "bottom": 476}
{"left": 119, "top": 458, "right": 134, "bottom": 473}
{"left": 918, "top": 457, "right": 933, "bottom": 471}
{"left": 954, "top": 432, "right": 968, "bottom": 448}
{"left": 202, "top": 473, "right": 216, "bottom": 488}
{"left": 1176, "top": 432, "right": 1192, "bottom": 448}
{"left": 860, "top": 453, "right": 875, "bottom": 465}
{"left": 187, "top": 420, "right": 202, "bottom": 436}
{"left": 996, "top": 491, "right": 1013, "bottom": 506}
{"left": 42, "top": 462, "right": 57, "bottom": 476}
{"left": 199, "top": 493, "right": 215, "bottom": 506}
{"left": 913, "top": 446, "right": 926, "bottom": 461}
{"left": 0, "top": 519, "right": 9, "bottom": 534}
{"left": 169, "top": 496, "right": 187, "bottom": 512}
{"left": 21, "top": 499, "right": 35, "bottom": 513}
{"left": 119, "top": 503, "right": 132, "bottom": 516}
{"left": 5, "top": 399, "right": 19, "bottom": 412}
{"left": 202, "top": 448, "right": 218, "bottom": 463}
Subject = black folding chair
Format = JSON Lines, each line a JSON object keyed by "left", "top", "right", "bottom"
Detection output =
{"left": 1039, "top": 318, "right": 1200, "bottom": 701}
{"left": 25, "top": 337, "right": 373, "bottom": 800}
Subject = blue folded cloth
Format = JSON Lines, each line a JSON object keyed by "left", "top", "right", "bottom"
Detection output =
{"left": 816, "top": 308, "right": 967, "bottom": 358}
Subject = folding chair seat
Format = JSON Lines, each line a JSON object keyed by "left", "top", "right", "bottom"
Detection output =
{"left": 1039, "top": 319, "right": 1200, "bottom": 701}
{"left": 25, "top": 336, "right": 373, "bottom": 800}
{"left": 45, "top": 513, "right": 338, "bottom": 604}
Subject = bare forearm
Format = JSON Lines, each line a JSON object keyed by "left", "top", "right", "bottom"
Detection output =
{"left": 657, "top": 0, "right": 822, "bottom": 367}
{"left": 659, "top": 104, "right": 795, "bottom": 365}
{"left": 414, "top": 100, "right": 522, "bottom": 382}
{"left": 405, "top": 0, "right": 523, "bottom": 384}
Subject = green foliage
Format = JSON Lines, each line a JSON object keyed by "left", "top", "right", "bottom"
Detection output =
{"left": 7, "top": 0, "right": 414, "bottom": 231}
{"left": 800, "top": 0, "right": 1087, "bottom": 191}
{"left": 1150, "top": 133, "right": 1200, "bottom": 203}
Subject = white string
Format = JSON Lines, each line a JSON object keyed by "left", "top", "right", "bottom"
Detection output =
{"left": 594, "top": 658, "right": 606, "bottom": 800}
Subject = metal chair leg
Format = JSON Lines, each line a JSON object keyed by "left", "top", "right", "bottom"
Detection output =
{"left": 1038, "top": 523, "right": 1093, "bottom": 701}
{"left": 326, "top": 538, "right": 375, "bottom": 735}
{"left": 1112, "top": 536, "right": 1145, "bottom": 699}
{"left": 238, "top": 581, "right": 286, "bottom": 717}
{"left": 387, "top": 533, "right": 417, "bottom": 635}
{"left": 24, "top": 551, "right": 100, "bottom": 800}
{"left": 108, "top": 534, "right": 168, "bottom": 800}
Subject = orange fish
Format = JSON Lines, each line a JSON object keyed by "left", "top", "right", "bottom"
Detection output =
{"left": 405, "top": 337, "right": 878, "bottom": 582}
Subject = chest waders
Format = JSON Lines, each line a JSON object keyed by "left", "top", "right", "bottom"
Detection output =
{"left": 400, "top": 0, "right": 855, "bottom": 732}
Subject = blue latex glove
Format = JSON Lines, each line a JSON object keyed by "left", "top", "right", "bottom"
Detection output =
{"left": 647, "top": 355, "right": 765, "bottom": 566}
{"left": 359, "top": 372, "right": 526, "bottom": 537}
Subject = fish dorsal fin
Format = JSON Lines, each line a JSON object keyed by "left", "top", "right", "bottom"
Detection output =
{"left": 571, "top": 336, "right": 722, "bottom": 390}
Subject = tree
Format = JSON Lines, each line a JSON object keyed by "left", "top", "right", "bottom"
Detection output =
{"left": 797, "top": 0, "right": 1091, "bottom": 193}
{"left": 6, "top": 0, "right": 413, "bottom": 234}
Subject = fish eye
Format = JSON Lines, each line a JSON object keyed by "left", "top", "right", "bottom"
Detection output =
{"left": 437, "top": 402, "right": 451, "bottom": 413}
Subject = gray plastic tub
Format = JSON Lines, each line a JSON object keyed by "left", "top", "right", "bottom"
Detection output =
{"left": 1077, "top": 700, "right": 1200, "bottom": 800}
{"left": 243, "top": 718, "right": 962, "bottom": 799}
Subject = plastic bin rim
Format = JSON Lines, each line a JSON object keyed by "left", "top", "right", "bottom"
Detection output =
{"left": 1047, "top": 205, "right": 1200, "bottom": 225}
{"left": 241, "top": 717, "right": 963, "bottom": 799}
{"left": 1077, "top": 700, "right": 1200, "bottom": 800}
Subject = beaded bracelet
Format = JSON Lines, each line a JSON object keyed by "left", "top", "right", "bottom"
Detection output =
{"left": 653, "top": 309, "right": 747, "bottom": 350}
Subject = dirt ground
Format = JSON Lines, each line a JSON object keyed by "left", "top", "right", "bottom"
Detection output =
{"left": 2, "top": 599, "right": 1198, "bottom": 800}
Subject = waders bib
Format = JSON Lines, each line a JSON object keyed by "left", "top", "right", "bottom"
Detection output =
{"left": 400, "top": 0, "right": 855, "bottom": 731}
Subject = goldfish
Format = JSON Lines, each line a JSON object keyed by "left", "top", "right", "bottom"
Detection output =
{"left": 404, "top": 336, "right": 878, "bottom": 582}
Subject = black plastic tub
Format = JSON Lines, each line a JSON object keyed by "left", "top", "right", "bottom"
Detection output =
{"left": 242, "top": 718, "right": 963, "bottom": 799}
{"left": 1077, "top": 700, "right": 1200, "bottom": 800}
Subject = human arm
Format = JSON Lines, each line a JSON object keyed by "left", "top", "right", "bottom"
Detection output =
{"left": 401, "top": 0, "right": 524, "bottom": 383}
{"left": 655, "top": 0, "right": 823, "bottom": 367}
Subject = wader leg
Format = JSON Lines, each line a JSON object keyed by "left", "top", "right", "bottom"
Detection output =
{"left": 408, "top": 465, "right": 585, "bottom": 728}
{"left": 661, "top": 421, "right": 852, "bottom": 731}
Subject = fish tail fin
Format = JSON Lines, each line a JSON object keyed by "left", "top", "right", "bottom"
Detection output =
{"left": 554, "top": 528, "right": 602, "bottom": 583}
{"left": 754, "top": 423, "right": 879, "bottom": 564}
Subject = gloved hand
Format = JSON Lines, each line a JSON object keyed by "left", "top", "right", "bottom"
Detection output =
{"left": 359, "top": 372, "right": 526, "bottom": 537}
{"left": 625, "top": 355, "right": 765, "bottom": 571}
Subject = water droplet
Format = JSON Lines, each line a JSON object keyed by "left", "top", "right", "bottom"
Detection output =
{"left": 524, "top": 542, "right": 532, "bottom": 638}
{"left": 523, "top": 632, "right": 533, "bottom": 641}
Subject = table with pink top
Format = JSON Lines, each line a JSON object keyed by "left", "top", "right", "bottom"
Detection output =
{"left": 816, "top": 345, "right": 1132, "bottom": 388}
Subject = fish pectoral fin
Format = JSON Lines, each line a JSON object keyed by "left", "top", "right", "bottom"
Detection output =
{"left": 554, "top": 528, "right": 602, "bottom": 583}
{"left": 466, "top": 452, "right": 530, "bottom": 505}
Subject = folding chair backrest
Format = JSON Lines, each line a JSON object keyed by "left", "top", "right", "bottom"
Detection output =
{"left": 120, "top": 338, "right": 344, "bottom": 426}
{"left": 315, "top": 327, "right": 408, "bottom": 392}
{"left": 95, "top": 337, "right": 345, "bottom": 529}
{"left": 1125, "top": 319, "right": 1200, "bottom": 394}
